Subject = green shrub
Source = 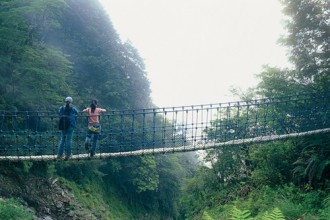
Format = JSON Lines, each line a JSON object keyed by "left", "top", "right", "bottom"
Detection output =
{"left": 0, "top": 198, "right": 34, "bottom": 220}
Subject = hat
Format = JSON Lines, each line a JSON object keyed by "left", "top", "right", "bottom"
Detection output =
{"left": 65, "top": 97, "right": 73, "bottom": 103}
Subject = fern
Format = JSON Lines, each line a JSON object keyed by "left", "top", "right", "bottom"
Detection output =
{"left": 202, "top": 211, "right": 214, "bottom": 220}
{"left": 230, "top": 207, "right": 253, "bottom": 220}
{"left": 262, "top": 207, "right": 285, "bottom": 220}
{"left": 324, "top": 195, "right": 330, "bottom": 207}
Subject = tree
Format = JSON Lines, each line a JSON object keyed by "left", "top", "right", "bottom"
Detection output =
{"left": 279, "top": 0, "right": 330, "bottom": 91}
{"left": 0, "top": 0, "right": 73, "bottom": 110}
{"left": 255, "top": 66, "right": 304, "bottom": 97}
{"left": 44, "top": 0, "right": 152, "bottom": 110}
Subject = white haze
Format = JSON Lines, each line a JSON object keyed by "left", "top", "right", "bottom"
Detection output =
{"left": 100, "top": 0, "right": 290, "bottom": 107}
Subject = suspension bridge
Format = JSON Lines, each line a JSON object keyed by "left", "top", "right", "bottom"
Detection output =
{"left": 1, "top": 91, "right": 329, "bottom": 161}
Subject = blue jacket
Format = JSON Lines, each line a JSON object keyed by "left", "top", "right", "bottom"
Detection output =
{"left": 59, "top": 105, "right": 79, "bottom": 128}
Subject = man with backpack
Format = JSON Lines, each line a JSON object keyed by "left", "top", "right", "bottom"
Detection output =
{"left": 57, "top": 96, "right": 79, "bottom": 160}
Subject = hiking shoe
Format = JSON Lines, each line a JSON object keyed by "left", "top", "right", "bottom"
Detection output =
{"left": 65, "top": 154, "right": 72, "bottom": 160}
{"left": 90, "top": 152, "right": 95, "bottom": 158}
{"left": 84, "top": 142, "right": 90, "bottom": 151}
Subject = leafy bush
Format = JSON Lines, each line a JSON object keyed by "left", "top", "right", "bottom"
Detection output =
{"left": 0, "top": 198, "right": 34, "bottom": 220}
{"left": 249, "top": 141, "right": 296, "bottom": 186}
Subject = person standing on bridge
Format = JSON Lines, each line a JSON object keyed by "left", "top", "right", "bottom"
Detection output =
{"left": 83, "top": 99, "right": 106, "bottom": 157}
{"left": 57, "top": 96, "right": 79, "bottom": 160}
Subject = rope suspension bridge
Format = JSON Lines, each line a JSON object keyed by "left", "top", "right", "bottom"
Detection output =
{"left": 1, "top": 91, "right": 330, "bottom": 161}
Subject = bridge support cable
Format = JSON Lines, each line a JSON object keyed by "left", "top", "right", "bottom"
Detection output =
{"left": 0, "top": 91, "right": 329, "bottom": 161}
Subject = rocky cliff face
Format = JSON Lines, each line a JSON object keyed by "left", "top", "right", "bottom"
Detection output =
{"left": 0, "top": 168, "right": 100, "bottom": 219}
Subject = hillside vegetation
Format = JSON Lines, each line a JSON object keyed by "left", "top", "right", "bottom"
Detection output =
{"left": 0, "top": 0, "right": 194, "bottom": 219}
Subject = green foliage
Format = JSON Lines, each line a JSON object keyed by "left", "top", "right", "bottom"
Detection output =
{"left": 255, "top": 0, "right": 330, "bottom": 95}
{"left": 1, "top": 161, "right": 34, "bottom": 174}
{"left": 255, "top": 66, "right": 305, "bottom": 97}
{"left": 46, "top": 0, "right": 152, "bottom": 110}
{"left": 184, "top": 179, "right": 329, "bottom": 219}
{"left": 0, "top": 0, "right": 152, "bottom": 110}
{"left": 292, "top": 134, "right": 330, "bottom": 187}
{"left": 230, "top": 207, "right": 253, "bottom": 220}
{"left": 251, "top": 0, "right": 330, "bottom": 191}
{"left": 202, "top": 211, "right": 214, "bottom": 220}
{"left": 29, "top": 161, "right": 50, "bottom": 176}
{"left": 55, "top": 160, "right": 104, "bottom": 184}
{"left": 155, "top": 155, "right": 183, "bottom": 218}
{"left": 206, "top": 146, "right": 249, "bottom": 186}
{"left": 0, "top": 0, "right": 73, "bottom": 110}
{"left": 262, "top": 207, "right": 285, "bottom": 220}
{"left": 242, "top": 184, "right": 326, "bottom": 219}
{"left": 59, "top": 176, "right": 113, "bottom": 219}
{"left": 320, "top": 195, "right": 330, "bottom": 219}
{"left": 180, "top": 166, "right": 215, "bottom": 218}
{"left": 280, "top": 0, "right": 330, "bottom": 91}
{"left": 249, "top": 141, "right": 296, "bottom": 186}
{"left": 131, "top": 156, "right": 159, "bottom": 192}
{"left": 0, "top": 198, "right": 34, "bottom": 220}
{"left": 0, "top": 161, "right": 53, "bottom": 177}
{"left": 100, "top": 155, "right": 186, "bottom": 218}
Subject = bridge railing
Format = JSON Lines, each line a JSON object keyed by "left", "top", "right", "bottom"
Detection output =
{"left": 0, "top": 91, "right": 329, "bottom": 159}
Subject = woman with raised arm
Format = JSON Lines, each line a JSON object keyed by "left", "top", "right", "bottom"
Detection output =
{"left": 83, "top": 99, "right": 106, "bottom": 157}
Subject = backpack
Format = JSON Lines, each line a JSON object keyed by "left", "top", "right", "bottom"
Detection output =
{"left": 59, "top": 106, "right": 72, "bottom": 130}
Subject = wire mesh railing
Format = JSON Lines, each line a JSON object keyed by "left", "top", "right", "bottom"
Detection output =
{"left": 0, "top": 91, "right": 329, "bottom": 160}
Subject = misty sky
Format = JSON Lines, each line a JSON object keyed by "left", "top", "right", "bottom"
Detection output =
{"left": 100, "top": 0, "right": 291, "bottom": 107}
